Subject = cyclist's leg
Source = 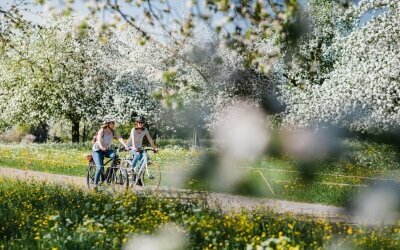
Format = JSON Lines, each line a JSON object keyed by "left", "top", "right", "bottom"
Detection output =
{"left": 135, "top": 153, "right": 145, "bottom": 186}
{"left": 130, "top": 150, "right": 143, "bottom": 172}
{"left": 103, "top": 149, "right": 115, "bottom": 182}
{"left": 104, "top": 149, "right": 115, "bottom": 159}
{"left": 137, "top": 152, "right": 143, "bottom": 166}
{"left": 92, "top": 150, "right": 105, "bottom": 187}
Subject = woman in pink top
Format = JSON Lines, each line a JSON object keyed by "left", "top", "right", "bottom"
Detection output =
{"left": 128, "top": 116, "right": 157, "bottom": 174}
{"left": 92, "top": 116, "right": 129, "bottom": 188}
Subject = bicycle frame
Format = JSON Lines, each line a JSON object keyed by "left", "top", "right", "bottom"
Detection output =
{"left": 131, "top": 149, "right": 154, "bottom": 183}
{"left": 86, "top": 146, "right": 130, "bottom": 190}
{"left": 138, "top": 151, "right": 151, "bottom": 178}
{"left": 104, "top": 157, "right": 114, "bottom": 166}
{"left": 94, "top": 148, "right": 121, "bottom": 183}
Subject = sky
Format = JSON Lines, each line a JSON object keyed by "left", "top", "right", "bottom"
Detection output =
{"left": 0, "top": 0, "right": 201, "bottom": 42}
{"left": 1, "top": 0, "right": 383, "bottom": 39}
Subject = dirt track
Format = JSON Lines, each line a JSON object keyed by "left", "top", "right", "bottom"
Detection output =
{"left": 0, "top": 166, "right": 351, "bottom": 222}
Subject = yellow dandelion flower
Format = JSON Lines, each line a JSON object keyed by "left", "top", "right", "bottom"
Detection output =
{"left": 347, "top": 227, "right": 353, "bottom": 235}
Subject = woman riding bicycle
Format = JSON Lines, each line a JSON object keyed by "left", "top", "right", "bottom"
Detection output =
{"left": 92, "top": 116, "right": 129, "bottom": 189}
{"left": 128, "top": 116, "right": 157, "bottom": 174}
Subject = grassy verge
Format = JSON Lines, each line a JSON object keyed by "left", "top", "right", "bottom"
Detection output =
{"left": 1, "top": 139, "right": 399, "bottom": 206}
{"left": 1, "top": 178, "right": 399, "bottom": 249}
{"left": 0, "top": 143, "right": 199, "bottom": 177}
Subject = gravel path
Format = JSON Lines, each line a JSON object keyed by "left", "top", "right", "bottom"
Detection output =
{"left": 0, "top": 166, "right": 351, "bottom": 222}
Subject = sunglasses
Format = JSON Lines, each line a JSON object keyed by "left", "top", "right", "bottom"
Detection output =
{"left": 137, "top": 121, "right": 144, "bottom": 124}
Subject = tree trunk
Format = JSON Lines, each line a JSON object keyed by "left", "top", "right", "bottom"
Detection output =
{"left": 30, "top": 123, "right": 49, "bottom": 143}
{"left": 82, "top": 123, "right": 87, "bottom": 142}
{"left": 71, "top": 120, "right": 80, "bottom": 143}
{"left": 192, "top": 127, "right": 198, "bottom": 147}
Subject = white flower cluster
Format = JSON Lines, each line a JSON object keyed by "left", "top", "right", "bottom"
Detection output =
{"left": 1, "top": 15, "right": 272, "bottom": 134}
{"left": 0, "top": 16, "right": 111, "bottom": 125}
{"left": 280, "top": 0, "right": 400, "bottom": 132}
{"left": 118, "top": 30, "right": 274, "bottom": 131}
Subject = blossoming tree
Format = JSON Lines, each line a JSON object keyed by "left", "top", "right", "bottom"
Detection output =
{"left": 1, "top": 14, "right": 273, "bottom": 142}
{"left": 280, "top": 0, "right": 400, "bottom": 132}
{"left": 107, "top": 27, "right": 275, "bottom": 140}
{"left": 0, "top": 17, "right": 115, "bottom": 142}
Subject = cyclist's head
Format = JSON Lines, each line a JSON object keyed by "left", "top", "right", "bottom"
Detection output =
{"left": 135, "top": 116, "right": 145, "bottom": 127}
{"left": 102, "top": 115, "right": 116, "bottom": 128}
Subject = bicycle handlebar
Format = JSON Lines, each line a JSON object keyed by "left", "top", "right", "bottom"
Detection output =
{"left": 144, "top": 147, "right": 158, "bottom": 153}
{"left": 114, "top": 146, "right": 129, "bottom": 152}
{"left": 129, "top": 147, "right": 158, "bottom": 153}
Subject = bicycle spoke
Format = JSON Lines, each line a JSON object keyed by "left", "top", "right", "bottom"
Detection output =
{"left": 141, "top": 162, "right": 161, "bottom": 193}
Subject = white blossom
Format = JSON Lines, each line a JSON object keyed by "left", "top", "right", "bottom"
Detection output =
{"left": 280, "top": 0, "right": 400, "bottom": 132}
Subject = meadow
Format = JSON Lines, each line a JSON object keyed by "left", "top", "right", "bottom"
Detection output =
{"left": 1, "top": 138, "right": 400, "bottom": 207}
{"left": 1, "top": 0, "right": 399, "bottom": 248}
{"left": 1, "top": 178, "right": 399, "bottom": 250}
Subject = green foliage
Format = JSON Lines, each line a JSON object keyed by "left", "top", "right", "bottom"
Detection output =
{"left": 342, "top": 139, "right": 400, "bottom": 171}
{"left": 1, "top": 179, "right": 399, "bottom": 249}
{"left": 162, "top": 71, "right": 177, "bottom": 87}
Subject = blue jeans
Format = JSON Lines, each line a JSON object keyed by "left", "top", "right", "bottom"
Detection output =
{"left": 92, "top": 149, "right": 115, "bottom": 186}
{"left": 130, "top": 149, "right": 143, "bottom": 172}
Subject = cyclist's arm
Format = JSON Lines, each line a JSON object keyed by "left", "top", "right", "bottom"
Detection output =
{"left": 114, "top": 130, "right": 129, "bottom": 150}
{"left": 145, "top": 129, "right": 157, "bottom": 150}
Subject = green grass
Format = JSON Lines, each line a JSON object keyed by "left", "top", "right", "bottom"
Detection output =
{"left": 1, "top": 139, "right": 399, "bottom": 206}
{"left": 0, "top": 144, "right": 89, "bottom": 176}
{"left": 1, "top": 178, "right": 399, "bottom": 249}
{"left": 0, "top": 143, "right": 199, "bottom": 177}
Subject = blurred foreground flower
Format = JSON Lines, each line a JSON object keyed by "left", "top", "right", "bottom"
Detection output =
{"left": 212, "top": 101, "right": 270, "bottom": 192}
{"left": 186, "top": 100, "right": 272, "bottom": 195}
{"left": 326, "top": 238, "right": 357, "bottom": 250}
{"left": 124, "top": 223, "right": 188, "bottom": 250}
{"left": 213, "top": 100, "right": 270, "bottom": 161}
{"left": 349, "top": 182, "right": 400, "bottom": 225}
{"left": 247, "top": 234, "right": 300, "bottom": 250}
{"left": 281, "top": 128, "right": 341, "bottom": 161}
{"left": 280, "top": 128, "right": 342, "bottom": 182}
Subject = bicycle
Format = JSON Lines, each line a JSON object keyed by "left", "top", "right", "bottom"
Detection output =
{"left": 121, "top": 147, "right": 161, "bottom": 193}
{"left": 86, "top": 146, "right": 129, "bottom": 190}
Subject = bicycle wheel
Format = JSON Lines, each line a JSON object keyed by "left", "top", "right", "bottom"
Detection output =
{"left": 86, "top": 161, "right": 96, "bottom": 189}
{"left": 137, "top": 161, "right": 161, "bottom": 193}
{"left": 110, "top": 167, "right": 129, "bottom": 190}
{"left": 120, "top": 159, "right": 134, "bottom": 184}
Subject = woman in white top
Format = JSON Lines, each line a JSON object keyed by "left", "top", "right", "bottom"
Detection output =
{"left": 128, "top": 116, "right": 157, "bottom": 173}
{"left": 92, "top": 116, "right": 129, "bottom": 188}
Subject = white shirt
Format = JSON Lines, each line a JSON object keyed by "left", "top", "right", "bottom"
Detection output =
{"left": 128, "top": 128, "right": 150, "bottom": 149}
